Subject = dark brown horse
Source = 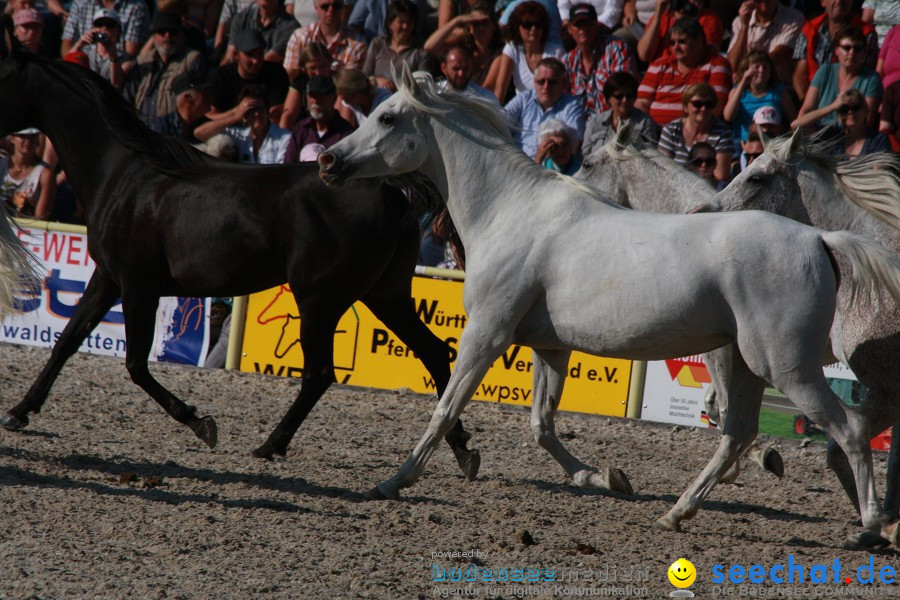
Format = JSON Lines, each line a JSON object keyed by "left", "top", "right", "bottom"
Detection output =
{"left": 0, "top": 32, "right": 480, "bottom": 480}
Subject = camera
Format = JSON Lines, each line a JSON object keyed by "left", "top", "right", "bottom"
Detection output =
{"left": 93, "top": 32, "right": 110, "bottom": 44}
{"left": 670, "top": 0, "right": 699, "bottom": 17}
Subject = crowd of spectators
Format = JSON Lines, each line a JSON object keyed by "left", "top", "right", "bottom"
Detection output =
{"left": 1, "top": 0, "right": 898, "bottom": 230}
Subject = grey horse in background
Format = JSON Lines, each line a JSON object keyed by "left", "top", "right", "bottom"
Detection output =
{"left": 575, "top": 126, "right": 900, "bottom": 546}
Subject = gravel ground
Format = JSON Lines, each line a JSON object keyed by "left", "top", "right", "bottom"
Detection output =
{"left": 0, "top": 343, "right": 896, "bottom": 599}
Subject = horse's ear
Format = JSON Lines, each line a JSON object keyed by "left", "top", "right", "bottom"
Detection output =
{"left": 399, "top": 62, "right": 420, "bottom": 97}
{"left": 0, "top": 24, "right": 13, "bottom": 60}
{"left": 759, "top": 129, "right": 769, "bottom": 149}
{"left": 786, "top": 127, "right": 803, "bottom": 158}
{"left": 614, "top": 120, "right": 633, "bottom": 148}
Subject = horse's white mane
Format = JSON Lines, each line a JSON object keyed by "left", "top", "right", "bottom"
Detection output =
{"left": 767, "top": 131, "right": 900, "bottom": 231}
{"left": 394, "top": 69, "right": 604, "bottom": 199}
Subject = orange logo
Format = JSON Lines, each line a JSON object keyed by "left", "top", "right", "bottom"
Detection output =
{"left": 665, "top": 357, "right": 711, "bottom": 388}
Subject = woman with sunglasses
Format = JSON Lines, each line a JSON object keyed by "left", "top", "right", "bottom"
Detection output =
{"left": 492, "top": 1, "right": 564, "bottom": 101}
{"left": 0, "top": 129, "right": 55, "bottom": 220}
{"left": 822, "top": 89, "right": 891, "bottom": 157}
{"left": 582, "top": 71, "right": 658, "bottom": 155}
{"left": 792, "top": 27, "right": 883, "bottom": 130}
{"left": 658, "top": 83, "right": 733, "bottom": 186}
{"left": 424, "top": 1, "right": 504, "bottom": 89}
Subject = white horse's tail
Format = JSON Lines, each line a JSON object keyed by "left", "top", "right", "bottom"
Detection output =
{"left": 0, "top": 216, "right": 39, "bottom": 316}
{"left": 821, "top": 230, "right": 900, "bottom": 306}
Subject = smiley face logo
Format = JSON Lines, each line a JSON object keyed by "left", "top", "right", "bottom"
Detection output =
{"left": 668, "top": 558, "right": 696, "bottom": 588}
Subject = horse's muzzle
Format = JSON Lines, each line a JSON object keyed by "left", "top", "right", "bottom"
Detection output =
{"left": 317, "top": 152, "right": 344, "bottom": 186}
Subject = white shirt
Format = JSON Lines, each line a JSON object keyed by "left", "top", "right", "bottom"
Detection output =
{"left": 225, "top": 123, "right": 291, "bottom": 165}
{"left": 502, "top": 41, "right": 566, "bottom": 95}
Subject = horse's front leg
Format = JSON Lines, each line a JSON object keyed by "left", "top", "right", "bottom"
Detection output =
{"left": 657, "top": 346, "right": 766, "bottom": 531}
{"left": 369, "top": 317, "right": 512, "bottom": 500}
{"left": 120, "top": 292, "right": 217, "bottom": 448}
{"left": 2, "top": 272, "right": 121, "bottom": 431}
{"left": 531, "top": 348, "right": 632, "bottom": 494}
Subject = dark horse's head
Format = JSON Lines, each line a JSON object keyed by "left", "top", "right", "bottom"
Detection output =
{"left": 0, "top": 25, "right": 42, "bottom": 137}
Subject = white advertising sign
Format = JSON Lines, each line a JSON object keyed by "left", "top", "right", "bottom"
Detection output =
{"left": 0, "top": 225, "right": 210, "bottom": 366}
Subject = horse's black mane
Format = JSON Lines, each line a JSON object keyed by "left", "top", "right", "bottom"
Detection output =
{"left": 25, "top": 52, "right": 209, "bottom": 175}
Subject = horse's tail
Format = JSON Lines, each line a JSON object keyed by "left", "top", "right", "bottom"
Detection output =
{"left": 821, "top": 230, "right": 900, "bottom": 306}
{"left": 0, "top": 216, "right": 40, "bottom": 316}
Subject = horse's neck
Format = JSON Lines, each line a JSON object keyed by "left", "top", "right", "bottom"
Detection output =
{"left": 29, "top": 68, "right": 131, "bottom": 198}
{"left": 799, "top": 167, "right": 900, "bottom": 253}
{"left": 620, "top": 155, "right": 713, "bottom": 213}
{"left": 426, "top": 117, "right": 545, "bottom": 245}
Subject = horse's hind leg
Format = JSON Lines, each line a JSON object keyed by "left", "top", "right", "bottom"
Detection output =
{"left": 363, "top": 295, "right": 480, "bottom": 481}
{"left": 120, "top": 293, "right": 217, "bottom": 448}
{"left": 2, "top": 272, "right": 121, "bottom": 431}
{"left": 531, "top": 349, "right": 632, "bottom": 494}
{"left": 657, "top": 345, "right": 766, "bottom": 532}
{"left": 252, "top": 304, "right": 340, "bottom": 459}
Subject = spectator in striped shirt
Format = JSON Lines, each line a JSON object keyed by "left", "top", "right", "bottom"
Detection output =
{"left": 61, "top": 0, "right": 150, "bottom": 59}
{"left": 636, "top": 17, "right": 732, "bottom": 125}
{"left": 283, "top": 0, "right": 367, "bottom": 82}
{"left": 657, "top": 82, "right": 733, "bottom": 186}
{"left": 563, "top": 3, "right": 636, "bottom": 114}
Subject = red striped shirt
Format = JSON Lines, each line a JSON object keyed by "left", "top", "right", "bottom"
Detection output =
{"left": 637, "top": 50, "right": 732, "bottom": 126}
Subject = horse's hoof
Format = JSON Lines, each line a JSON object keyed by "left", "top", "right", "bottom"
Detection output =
{"left": 848, "top": 530, "right": 892, "bottom": 549}
{"left": 193, "top": 416, "right": 218, "bottom": 449}
{"left": 762, "top": 447, "right": 784, "bottom": 478}
{"left": 0, "top": 412, "right": 27, "bottom": 431}
{"left": 366, "top": 483, "right": 400, "bottom": 501}
{"left": 720, "top": 462, "right": 740, "bottom": 485}
{"left": 654, "top": 516, "right": 682, "bottom": 532}
{"left": 459, "top": 449, "right": 481, "bottom": 482}
{"left": 605, "top": 467, "right": 634, "bottom": 495}
{"left": 881, "top": 521, "right": 900, "bottom": 547}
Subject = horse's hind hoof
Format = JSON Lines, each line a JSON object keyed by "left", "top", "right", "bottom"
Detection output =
{"left": 251, "top": 442, "right": 287, "bottom": 460}
{"left": 606, "top": 467, "right": 634, "bottom": 495}
{"left": 848, "top": 530, "right": 892, "bottom": 549}
{"left": 366, "top": 483, "right": 400, "bottom": 501}
{"left": 193, "top": 416, "right": 218, "bottom": 449}
{"left": 881, "top": 521, "right": 900, "bottom": 547}
{"left": 1, "top": 412, "right": 27, "bottom": 431}
{"left": 654, "top": 515, "right": 682, "bottom": 533}
{"left": 459, "top": 449, "right": 481, "bottom": 482}
{"left": 762, "top": 447, "right": 784, "bottom": 478}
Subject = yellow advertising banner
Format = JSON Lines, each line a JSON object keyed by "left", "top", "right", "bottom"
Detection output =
{"left": 239, "top": 277, "right": 632, "bottom": 417}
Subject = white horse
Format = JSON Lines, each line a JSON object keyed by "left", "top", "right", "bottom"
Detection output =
{"left": 575, "top": 129, "right": 900, "bottom": 544}
{"left": 318, "top": 68, "right": 900, "bottom": 543}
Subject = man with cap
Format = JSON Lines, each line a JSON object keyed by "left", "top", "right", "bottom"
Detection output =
{"left": 149, "top": 71, "right": 215, "bottom": 144}
{"left": 209, "top": 29, "right": 290, "bottom": 121}
{"left": 126, "top": 11, "right": 207, "bottom": 122}
{"left": 224, "top": 0, "right": 298, "bottom": 65}
{"left": 13, "top": 8, "right": 48, "bottom": 56}
{"left": 563, "top": 3, "right": 636, "bottom": 114}
{"left": 67, "top": 8, "right": 130, "bottom": 90}
{"left": 61, "top": 0, "right": 150, "bottom": 59}
{"left": 283, "top": 75, "right": 354, "bottom": 162}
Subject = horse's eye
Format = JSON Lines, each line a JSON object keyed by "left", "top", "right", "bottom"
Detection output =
{"left": 747, "top": 175, "right": 762, "bottom": 185}
{"left": 582, "top": 161, "right": 593, "bottom": 171}
{"left": 379, "top": 113, "right": 395, "bottom": 126}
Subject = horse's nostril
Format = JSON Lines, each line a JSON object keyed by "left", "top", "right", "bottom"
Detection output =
{"left": 318, "top": 153, "right": 335, "bottom": 169}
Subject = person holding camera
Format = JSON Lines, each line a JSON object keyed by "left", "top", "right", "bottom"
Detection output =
{"left": 68, "top": 9, "right": 131, "bottom": 91}
{"left": 637, "top": 0, "right": 723, "bottom": 63}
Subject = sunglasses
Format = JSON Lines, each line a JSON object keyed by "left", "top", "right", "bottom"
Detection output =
{"left": 610, "top": 92, "right": 636, "bottom": 101}
{"left": 318, "top": 2, "right": 343, "bottom": 10}
{"left": 520, "top": 21, "right": 543, "bottom": 29}
{"left": 534, "top": 78, "right": 559, "bottom": 86}
{"left": 837, "top": 103, "right": 863, "bottom": 115}
{"left": 744, "top": 152, "right": 762, "bottom": 161}
{"left": 690, "top": 157, "right": 716, "bottom": 167}
{"left": 838, "top": 44, "right": 864, "bottom": 52}
{"left": 689, "top": 99, "right": 716, "bottom": 110}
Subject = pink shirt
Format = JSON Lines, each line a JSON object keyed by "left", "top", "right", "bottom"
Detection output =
{"left": 880, "top": 25, "right": 900, "bottom": 89}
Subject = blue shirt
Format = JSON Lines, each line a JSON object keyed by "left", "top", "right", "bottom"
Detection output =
{"left": 503, "top": 91, "right": 586, "bottom": 159}
{"left": 348, "top": 0, "right": 432, "bottom": 43}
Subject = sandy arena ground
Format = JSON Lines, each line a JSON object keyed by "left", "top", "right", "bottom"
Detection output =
{"left": 0, "top": 343, "right": 896, "bottom": 599}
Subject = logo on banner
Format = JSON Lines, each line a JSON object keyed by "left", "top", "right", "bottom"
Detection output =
{"left": 665, "top": 356, "right": 711, "bottom": 388}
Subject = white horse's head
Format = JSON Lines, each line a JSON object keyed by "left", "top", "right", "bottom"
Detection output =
{"left": 706, "top": 128, "right": 809, "bottom": 221}
{"left": 574, "top": 123, "right": 637, "bottom": 207}
{"left": 319, "top": 65, "right": 436, "bottom": 185}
